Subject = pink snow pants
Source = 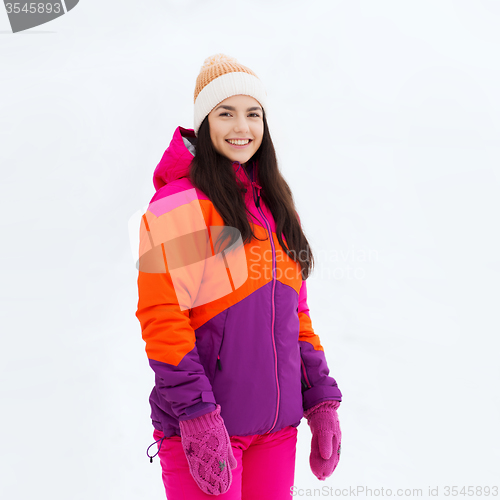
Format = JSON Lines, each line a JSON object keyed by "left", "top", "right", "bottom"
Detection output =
{"left": 152, "top": 424, "right": 298, "bottom": 499}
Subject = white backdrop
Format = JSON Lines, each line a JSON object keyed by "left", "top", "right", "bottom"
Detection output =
{"left": 1, "top": 1, "right": 499, "bottom": 499}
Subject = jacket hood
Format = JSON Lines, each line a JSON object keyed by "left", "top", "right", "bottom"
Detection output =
{"left": 153, "top": 126, "right": 198, "bottom": 191}
{"left": 153, "top": 126, "right": 258, "bottom": 192}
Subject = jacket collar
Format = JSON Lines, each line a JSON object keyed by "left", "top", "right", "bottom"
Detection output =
{"left": 153, "top": 126, "right": 259, "bottom": 192}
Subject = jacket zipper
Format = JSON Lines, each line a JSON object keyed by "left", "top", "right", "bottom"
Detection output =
{"left": 236, "top": 161, "right": 280, "bottom": 434}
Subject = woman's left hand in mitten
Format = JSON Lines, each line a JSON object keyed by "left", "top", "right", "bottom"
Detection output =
{"left": 304, "top": 400, "right": 341, "bottom": 480}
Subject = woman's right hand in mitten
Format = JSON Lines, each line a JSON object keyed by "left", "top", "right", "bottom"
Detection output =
{"left": 178, "top": 404, "right": 237, "bottom": 495}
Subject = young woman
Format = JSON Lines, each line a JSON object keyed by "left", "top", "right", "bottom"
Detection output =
{"left": 136, "top": 54, "right": 343, "bottom": 499}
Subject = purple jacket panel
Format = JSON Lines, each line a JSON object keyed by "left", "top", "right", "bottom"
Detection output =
{"left": 148, "top": 280, "right": 305, "bottom": 437}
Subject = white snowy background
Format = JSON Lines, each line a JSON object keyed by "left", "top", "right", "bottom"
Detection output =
{"left": 1, "top": 1, "right": 499, "bottom": 499}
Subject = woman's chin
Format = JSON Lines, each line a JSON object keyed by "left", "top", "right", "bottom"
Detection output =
{"left": 228, "top": 154, "right": 252, "bottom": 164}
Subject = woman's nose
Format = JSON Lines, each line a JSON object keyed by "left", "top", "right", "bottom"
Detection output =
{"left": 233, "top": 116, "right": 249, "bottom": 133}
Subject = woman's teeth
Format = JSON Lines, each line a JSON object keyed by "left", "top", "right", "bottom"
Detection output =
{"left": 227, "top": 139, "right": 250, "bottom": 145}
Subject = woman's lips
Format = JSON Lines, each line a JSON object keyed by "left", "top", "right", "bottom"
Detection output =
{"left": 226, "top": 139, "right": 252, "bottom": 149}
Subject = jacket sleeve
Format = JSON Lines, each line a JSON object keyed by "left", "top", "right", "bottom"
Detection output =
{"left": 135, "top": 187, "right": 217, "bottom": 421}
{"left": 299, "top": 279, "right": 343, "bottom": 412}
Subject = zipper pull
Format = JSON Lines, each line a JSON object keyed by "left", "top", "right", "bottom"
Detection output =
{"left": 217, "top": 355, "right": 222, "bottom": 370}
{"left": 252, "top": 181, "right": 262, "bottom": 192}
{"left": 252, "top": 181, "right": 262, "bottom": 207}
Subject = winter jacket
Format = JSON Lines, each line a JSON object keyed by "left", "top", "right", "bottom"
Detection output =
{"left": 135, "top": 125, "right": 342, "bottom": 438}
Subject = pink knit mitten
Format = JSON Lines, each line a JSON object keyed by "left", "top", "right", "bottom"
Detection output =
{"left": 179, "top": 404, "right": 237, "bottom": 495}
{"left": 304, "top": 400, "right": 342, "bottom": 480}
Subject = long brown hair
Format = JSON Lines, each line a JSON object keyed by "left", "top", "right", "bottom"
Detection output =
{"left": 189, "top": 111, "right": 314, "bottom": 280}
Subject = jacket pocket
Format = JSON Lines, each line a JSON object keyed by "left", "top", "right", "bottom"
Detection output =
{"left": 199, "top": 308, "right": 228, "bottom": 387}
{"left": 300, "top": 356, "right": 312, "bottom": 391}
{"left": 211, "top": 304, "right": 233, "bottom": 386}
{"left": 213, "top": 323, "right": 226, "bottom": 380}
{"left": 195, "top": 309, "right": 228, "bottom": 386}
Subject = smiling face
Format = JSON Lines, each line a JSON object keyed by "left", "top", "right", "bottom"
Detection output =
{"left": 207, "top": 94, "right": 264, "bottom": 166}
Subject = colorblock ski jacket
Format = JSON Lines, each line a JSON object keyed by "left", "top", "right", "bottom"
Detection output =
{"left": 135, "top": 126, "right": 342, "bottom": 438}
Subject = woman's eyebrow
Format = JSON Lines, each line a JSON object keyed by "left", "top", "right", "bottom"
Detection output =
{"left": 215, "top": 105, "right": 263, "bottom": 113}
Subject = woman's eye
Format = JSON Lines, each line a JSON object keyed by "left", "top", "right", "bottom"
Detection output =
{"left": 219, "top": 112, "right": 261, "bottom": 118}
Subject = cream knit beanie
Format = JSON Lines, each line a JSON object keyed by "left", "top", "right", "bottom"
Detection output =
{"left": 193, "top": 54, "right": 268, "bottom": 137}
